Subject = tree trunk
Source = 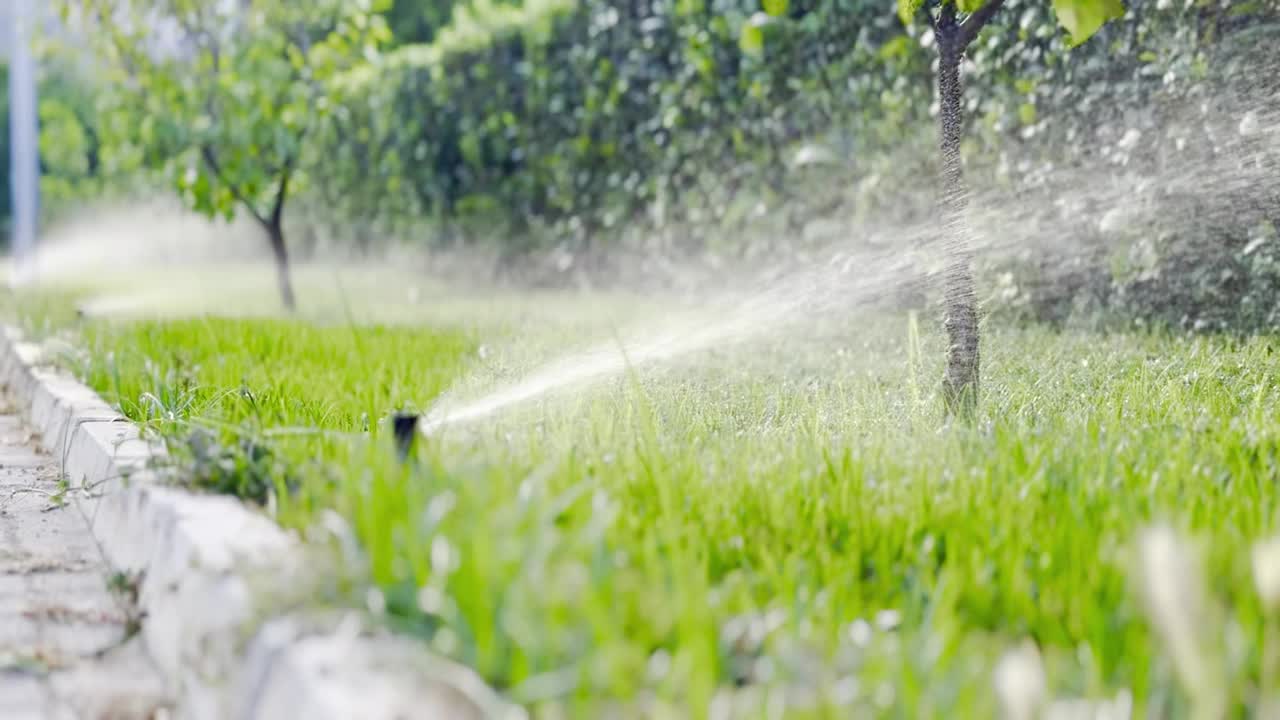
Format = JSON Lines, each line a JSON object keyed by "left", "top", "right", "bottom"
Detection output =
{"left": 936, "top": 36, "right": 980, "bottom": 416}
{"left": 267, "top": 221, "right": 297, "bottom": 311}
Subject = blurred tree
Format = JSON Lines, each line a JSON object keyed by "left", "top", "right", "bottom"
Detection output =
{"left": 899, "top": 0, "right": 1122, "bottom": 414}
{"left": 381, "top": 0, "right": 462, "bottom": 44}
{"left": 34, "top": 59, "right": 106, "bottom": 220}
{"left": 60, "top": 0, "right": 389, "bottom": 309}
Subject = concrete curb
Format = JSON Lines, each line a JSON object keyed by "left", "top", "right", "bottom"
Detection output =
{"left": 0, "top": 327, "right": 522, "bottom": 720}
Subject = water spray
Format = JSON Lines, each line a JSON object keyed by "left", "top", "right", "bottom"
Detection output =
{"left": 409, "top": 92, "right": 1280, "bottom": 436}
{"left": 414, "top": 246, "right": 927, "bottom": 436}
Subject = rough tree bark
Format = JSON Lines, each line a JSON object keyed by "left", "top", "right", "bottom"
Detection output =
{"left": 265, "top": 170, "right": 297, "bottom": 311}
{"left": 201, "top": 146, "right": 298, "bottom": 310}
{"left": 266, "top": 221, "right": 296, "bottom": 312}
{"left": 931, "top": 0, "right": 1004, "bottom": 416}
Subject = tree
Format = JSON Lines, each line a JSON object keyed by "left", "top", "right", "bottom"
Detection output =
{"left": 61, "top": 0, "right": 389, "bottom": 310}
{"left": 898, "top": 0, "right": 1123, "bottom": 414}
{"left": 35, "top": 59, "right": 108, "bottom": 220}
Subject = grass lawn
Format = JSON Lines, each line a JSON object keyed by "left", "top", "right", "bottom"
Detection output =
{"left": 9, "top": 271, "right": 1280, "bottom": 718}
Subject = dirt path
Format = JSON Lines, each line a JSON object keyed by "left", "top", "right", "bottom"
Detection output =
{"left": 0, "top": 410, "right": 170, "bottom": 719}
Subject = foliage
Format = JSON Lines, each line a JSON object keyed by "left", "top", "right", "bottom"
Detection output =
{"left": 67, "top": 0, "right": 387, "bottom": 226}
{"left": 59, "top": 0, "right": 392, "bottom": 306}
{"left": 319, "top": 0, "right": 928, "bottom": 258}
{"left": 38, "top": 0, "right": 1280, "bottom": 331}
{"left": 903, "top": 0, "right": 1125, "bottom": 45}
{"left": 1050, "top": 0, "right": 1125, "bottom": 45}
{"left": 380, "top": 0, "right": 464, "bottom": 44}
{"left": 176, "top": 427, "right": 294, "bottom": 504}
{"left": 980, "top": 5, "right": 1280, "bottom": 333}
{"left": 1, "top": 57, "right": 111, "bottom": 242}
{"left": 34, "top": 60, "right": 108, "bottom": 219}
{"left": 313, "top": 0, "right": 1257, "bottom": 271}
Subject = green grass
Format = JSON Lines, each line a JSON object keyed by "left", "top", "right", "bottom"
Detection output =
{"left": 17, "top": 280, "right": 1280, "bottom": 717}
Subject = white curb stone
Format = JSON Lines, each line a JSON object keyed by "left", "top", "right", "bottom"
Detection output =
{"left": 0, "top": 328, "right": 522, "bottom": 720}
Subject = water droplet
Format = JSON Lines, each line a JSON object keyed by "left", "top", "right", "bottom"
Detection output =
{"left": 875, "top": 609, "right": 901, "bottom": 631}
{"left": 365, "top": 587, "right": 386, "bottom": 615}
{"left": 847, "top": 619, "right": 872, "bottom": 647}
{"left": 417, "top": 585, "right": 446, "bottom": 615}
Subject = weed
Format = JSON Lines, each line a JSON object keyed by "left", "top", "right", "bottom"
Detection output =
{"left": 176, "top": 427, "right": 291, "bottom": 505}
{"left": 106, "top": 569, "right": 146, "bottom": 643}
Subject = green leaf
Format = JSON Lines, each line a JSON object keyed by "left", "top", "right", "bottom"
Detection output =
{"left": 1051, "top": 0, "right": 1125, "bottom": 46}
{"left": 877, "top": 35, "right": 913, "bottom": 61}
{"left": 739, "top": 20, "right": 765, "bottom": 57}
{"left": 956, "top": 0, "right": 986, "bottom": 14}
{"left": 1228, "top": 0, "right": 1262, "bottom": 16}
{"left": 897, "top": 0, "right": 925, "bottom": 25}
{"left": 763, "top": 0, "right": 788, "bottom": 17}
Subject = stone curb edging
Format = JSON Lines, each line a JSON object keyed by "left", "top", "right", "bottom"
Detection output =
{"left": 0, "top": 327, "right": 522, "bottom": 720}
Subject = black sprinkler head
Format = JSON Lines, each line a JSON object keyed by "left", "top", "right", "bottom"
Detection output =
{"left": 392, "top": 413, "right": 420, "bottom": 462}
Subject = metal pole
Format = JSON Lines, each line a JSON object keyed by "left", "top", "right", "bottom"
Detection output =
{"left": 9, "top": 0, "right": 38, "bottom": 286}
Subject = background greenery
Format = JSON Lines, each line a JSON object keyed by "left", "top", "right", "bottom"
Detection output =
{"left": 1, "top": 56, "right": 113, "bottom": 242}
{"left": 29, "top": 0, "right": 1279, "bottom": 330}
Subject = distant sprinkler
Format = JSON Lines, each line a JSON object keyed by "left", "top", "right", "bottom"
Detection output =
{"left": 8, "top": 0, "right": 39, "bottom": 287}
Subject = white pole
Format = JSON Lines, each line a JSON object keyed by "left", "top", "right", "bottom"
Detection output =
{"left": 9, "top": 0, "right": 39, "bottom": 286}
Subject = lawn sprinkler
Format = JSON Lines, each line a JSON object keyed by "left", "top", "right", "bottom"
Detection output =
{"left": 417, "top": 399, "right": 450, "bottom": 437}
{"left": 392, "top": 412, "right": 420, "bottom": 462}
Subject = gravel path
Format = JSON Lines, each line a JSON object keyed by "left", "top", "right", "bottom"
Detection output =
{"left": 0, "top": 410, "right": 169, "bottom": 719}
